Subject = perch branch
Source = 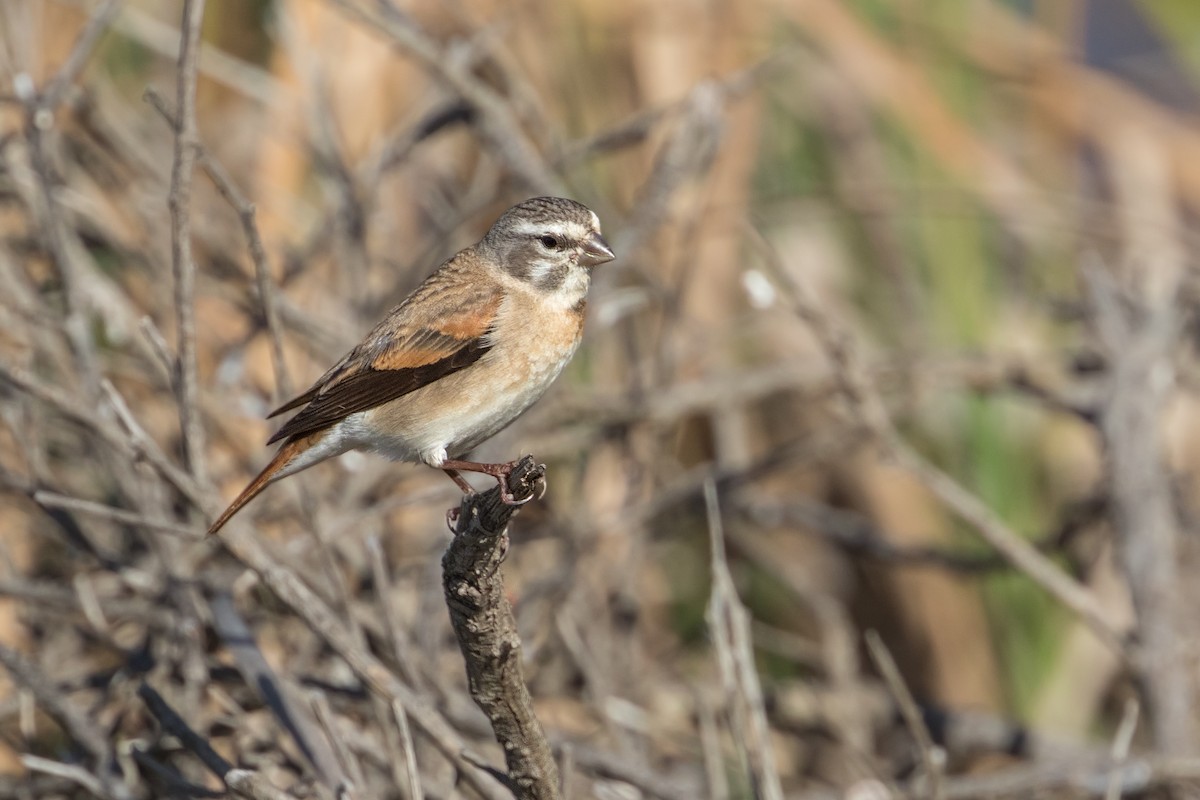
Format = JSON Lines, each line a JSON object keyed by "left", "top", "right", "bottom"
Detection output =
{"left": 442, "top": 455, "right": 561, "bottom": 800}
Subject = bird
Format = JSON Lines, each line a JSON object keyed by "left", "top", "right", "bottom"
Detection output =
{"left": 207, "top": 196, "right": 614, "bottom": 535}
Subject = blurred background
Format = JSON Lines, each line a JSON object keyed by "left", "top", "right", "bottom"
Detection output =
{"left": 3, "top": 0, "right": 1200, "bottom": 797}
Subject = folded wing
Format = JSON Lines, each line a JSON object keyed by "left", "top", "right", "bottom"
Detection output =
{"left": 267, "top": 276, "right": 502, "bottom": 445}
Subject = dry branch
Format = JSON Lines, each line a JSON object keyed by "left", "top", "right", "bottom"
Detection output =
{"left": 0, "top": 643, "right": 129, "bottom": 800}
{"left": 442, "top": 455, "right": 561, "bottom": 800}
{"left": 703, "top": 481, "right": 784, "bottom": 800}
{"left": 215, "top": 525, "right": 513, "bottom": 800}
{"left": 325, "top": 0, "right": 562, "bottom": 194}
{"left": 865, "top": 630, "right": 944, "bottom": 800}
{"left": 138, "top": 683, "right": 302, "bottom": 800}
{"left": 166, "top": 0, "right": 208, "bottom": 481}
{"left": 749, "top": 226, "right": 1130, "bottom": 657}
{"left": 1092, "top": 123, "right": 1195, "bottom": 754}
{"left": 208, "top": 592, "right": 351, "bottom": 793}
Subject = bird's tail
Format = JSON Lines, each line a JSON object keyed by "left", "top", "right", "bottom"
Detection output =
{"left": 207, "top": 436, "right": 315, "bottom": 535}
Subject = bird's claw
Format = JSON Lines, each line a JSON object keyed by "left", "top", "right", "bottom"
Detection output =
{"left": 446, "top": 506, "right": 460, "bottom": 533}
{"left": 496, "top": 464, "right": 541, "bottom": 506}
{"left": 498, "top": 483, "right": 534, "bottom": 506}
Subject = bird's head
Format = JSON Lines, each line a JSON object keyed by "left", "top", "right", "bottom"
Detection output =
{"left": 482, "top": 197, "right": 614, "bottom": 298}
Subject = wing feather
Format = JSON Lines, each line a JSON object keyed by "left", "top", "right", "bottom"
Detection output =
{"left": 266, "top": 262, "right": 501, "bottom": 445}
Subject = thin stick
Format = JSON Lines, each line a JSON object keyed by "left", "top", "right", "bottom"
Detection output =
{"left": 146, "top": 88, "right": 294, "bottom": 400}
{"left": 1105, "top": 698, "right": 1139, "bottom": 800}
{"left": 864, "top": 630, "right": 944, "bottom": 800}
{"left": 702, "top": 479, "right": 784, "bottom": 800}
{"left": 32, "top": 490, "right": 200, "bottom": 538}
{"left": 310, "top": 691, "right": 366, "bottom": 798}
{"left": 216, "top": 528, "right": 511, "bottom": 800}
{"left": 748, "top": 224, "right": 1129, "bottom": 658}
{"left": 14, "top": 0, "right": 124, "bottom": 395}
{"left": 367, "top": 536, "right": 421, "bottom": 685}
{"left": 99, "top": 378, "right": 211, "bottom": 514}
{"left": 138, "top": 683, "right": 303, "bottom": 800}
{"left": 20, "top": 755, "right": 108, "bottom": 799}
{"left": 326, "top": 0, "right": 561, "bottom": 194}
{"left": 392, "top": 700, "right": 423, "bottom": 800}
{"left": 696, "top": 695, "right": 730, "bottom": 800}
{"left": 208, "top": 592, "right": 349, "bottom": 792}
{"left": 38, "top": 0, "right": 124, "bottom": 111}
{"left": 167, "top": 0, "right": 209, "bottom": 480}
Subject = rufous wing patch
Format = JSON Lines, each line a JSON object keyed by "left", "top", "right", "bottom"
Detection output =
{"left": 265, "top": 288, "right": 502, "bottom": 446}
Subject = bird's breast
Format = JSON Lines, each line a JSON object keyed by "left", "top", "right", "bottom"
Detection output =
{"left": 362, "top": 292, "right": 585, "bottom": 463}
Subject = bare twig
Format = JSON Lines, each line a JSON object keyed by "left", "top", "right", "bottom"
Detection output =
{"left": 145, "top": 88, "right": 292, "bottom": 400}
{"left": 111, "top": 4, "right": 284, "bottom": 105}
{"left": 1105, "top": 698, "right": 1139, "bottom": 800}
{"left": 138, "top": 683, "right": 303, "bottom": 800}
{"left": 166, "top": 0, "right": 209, "bottom": 480}
{"left": 215, "top": 528, "right": 512, "bottom": 800}
{"left": 865, "top": 630, "right": 944, "bottom": 800}
{"left": 98, "top": 378, "right": 212, "bottom": 513}
{"left": 208, "top": 592, "right": 350, "bottom": 793}
{"left": 1093, "top": 120, "right": 1195, "bottom": 753}
{"left": 391, "top": 700, "right": 424, "bottom": 800}
{"left": 0, "top": 643, "right": 130, "bottom": 800}
{"left": 0, "top": 576, "right": 170, "bottom": 626}
{"left": 32, "top": 490, "right": 200, "bottom": 538}
{"left": 37, "top": 0, "right": 124, "bottom": 112}
{"left": 703, "top": 479, "right": 784, "bottom": 800}
{"left": 619, "top": 81, "right": 725, "bottom": 257}
{"left": 325, "top": 0, "right": 562, "bottom": 193}
{"left": 748, "top": 225, "right": 1129, "bottom": 658}
{"left": 20, "top": 755, "right": 110, "bottom": 799}
{"left": 366, "top": 535, "right": 422, "bottom": 686}
{"left": 310, "top": 691, "right": 366, "bottom": 798}
{"left": 12, "top": 0, "right": 125, "bottom": 396}
{"left": 697, "top": 696, "right": 729, "bottom": 800}
{"left": 442, "top": 455, "right": 561, "bottom": 800}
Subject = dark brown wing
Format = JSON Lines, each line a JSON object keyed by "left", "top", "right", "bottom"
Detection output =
{"left": 267, "top": 387, "right": 319, "bottom": 419}
{"left": 266, "top": 263, "right": 502, "bottom": 445}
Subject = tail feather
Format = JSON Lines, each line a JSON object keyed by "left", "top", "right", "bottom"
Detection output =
{"left": 207, "top": 437, "right": 311, "bottom": 535}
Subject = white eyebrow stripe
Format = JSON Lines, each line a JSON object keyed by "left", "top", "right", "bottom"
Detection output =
{"left": 511, "top": 220, "right": 582, "bottom": 239}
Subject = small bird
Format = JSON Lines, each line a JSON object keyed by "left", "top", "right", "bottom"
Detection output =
{"left": 208, "top": 197, "right": 614, "bottom": 535}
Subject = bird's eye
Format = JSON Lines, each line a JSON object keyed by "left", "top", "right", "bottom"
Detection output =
{"left": 538, "top": 234, "right": 560, "bottom": 250}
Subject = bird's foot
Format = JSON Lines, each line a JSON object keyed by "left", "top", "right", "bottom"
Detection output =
{"left": 497, "top": 471, "right": 534, "bottom": 506}
{"left": 442, "top": 458, "right": 542, "bottom": 506}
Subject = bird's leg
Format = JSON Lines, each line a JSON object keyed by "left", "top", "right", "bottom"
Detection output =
{"left": 443, "top": 468, "right": 475, "bottom": 494}
{"left": 440, "top": 459, "right": 533, "bottom": 506}
{"left": 442, "top": 469, "right": 473, "bottom": 533}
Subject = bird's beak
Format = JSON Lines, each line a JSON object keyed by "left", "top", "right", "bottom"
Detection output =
{"left": 580, "top": 232, "right": 615, "bottom": 267}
